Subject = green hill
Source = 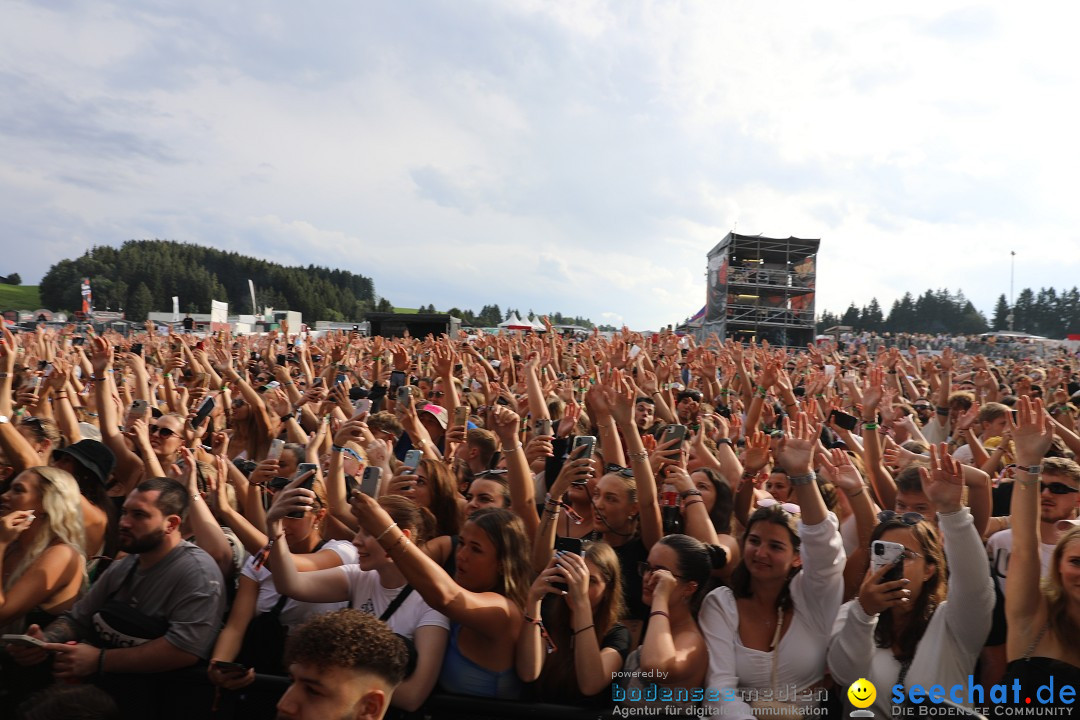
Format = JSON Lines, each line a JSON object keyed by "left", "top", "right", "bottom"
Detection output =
{"left": 0, "top": 285, "right": 42, "bottom": 310}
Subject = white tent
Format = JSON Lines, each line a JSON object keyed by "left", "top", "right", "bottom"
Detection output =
{"left": 498, "top": 313, "right": 532, "bottom": 330}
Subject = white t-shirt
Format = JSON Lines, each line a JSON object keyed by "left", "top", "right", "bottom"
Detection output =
{"left": 985, "top": 528, "right": 1055, "bottom": 595}
{"left": 241, "top": 539, "right": 357, "bottom": 630}
{"left": 337, "top": 564, "right": 449, "bottom": 638}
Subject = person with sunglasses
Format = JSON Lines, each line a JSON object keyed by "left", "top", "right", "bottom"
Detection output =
{"left": 615, "top": 534, "right": 723, "bottom": 716}
{"left": 1000, "top": 397, "right": 1080, "bottom": 709}
{"left": 701, "top": 413, "right": 844, "bottom": 718}
{"left": 827, "top": 444, "right": 993, "bottom": 716}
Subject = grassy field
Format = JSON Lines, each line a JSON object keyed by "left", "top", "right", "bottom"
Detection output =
{"left": 0, "top": 285, "right": 42, "bottom": 310}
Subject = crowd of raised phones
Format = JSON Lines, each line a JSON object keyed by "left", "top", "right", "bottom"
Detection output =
{"left": 0, "top": 320, "right": 1078, "bottom": 719}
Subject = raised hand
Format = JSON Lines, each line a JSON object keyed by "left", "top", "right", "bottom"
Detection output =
{"left": 918, "top": 443, "right": 964, "bottom": 514}
{"left": 1008, "top": 396, "right": 1053, "bottom": 467}
{"left": 776, "top": 413, "right": 817, "bottom": 475}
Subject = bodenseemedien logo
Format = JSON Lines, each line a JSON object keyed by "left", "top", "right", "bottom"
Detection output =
{"left": 848, "top": 678, "right": 876, "bottom": 717}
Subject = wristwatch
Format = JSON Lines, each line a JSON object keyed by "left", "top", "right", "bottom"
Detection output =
{"left": 788, "top": 472, "right": 816, "bottom": 486}
{"left": 0, "top": 415, "right": 8, "bottom": 424}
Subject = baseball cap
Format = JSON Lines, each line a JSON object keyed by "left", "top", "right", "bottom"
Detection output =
{"left": 418, "top": 404, "right": 448, "bottom": 429}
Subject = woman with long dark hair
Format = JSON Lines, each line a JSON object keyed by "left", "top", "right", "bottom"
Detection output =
{"left": 700, "top": 414, "right": 845, "bottom": 718}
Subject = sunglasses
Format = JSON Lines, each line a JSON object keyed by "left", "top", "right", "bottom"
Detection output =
{"left": 757, "top": 498, "right": 800, "bottom": 514}
{"left": 637, "top": 562, "right": 686, "bottom": 581}
{"left": 148, "top": 425, "right": 178, "bottom": 438}
{"left": 878, "top": 510, "right": 924, "bottom": 525}
{"left": 604, "top": 464, "right": 635, "bottom": 478}
{"left": 1042, "top": 481, "right": 1079, "bottom": 495}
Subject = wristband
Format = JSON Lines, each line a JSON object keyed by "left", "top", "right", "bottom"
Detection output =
{"left": 1019, "top": 465, "right": 1041, "bottom": 475}
{"left": 679, "top": 489, "right": 703, "bottom": 499}
{"left": 846, "top": 486, "right": 866, "bottom": 498}
{"left": 716, "top": 437, "right": 733, "bottom": 447}
{"left": 573, "top": 624, "right": 595, "bottom": 636}
{"left": 279, "top": 413, "right": 294, "bottom": 422}
{"left": 163, "top": 373, "right": 172, "bottom": 378}
{"left": 376, "top": 522, "right": 398, "bottom": 541}
{"left": 505, "top": 442, "right": 523, "bottom": 453}
{"left": 788, "top": 472, "right": 815, "bottom": 486}
{"left": 683, "top": 498, "right": 705, "bottom": 509}
{"left": 862, "top": 422, "right": 879, "bottom": 430}
{"left": 936, "top": 406, "right": 950, "bottom": 416}
{"left": 627, "top": 450, "right": 649, "bottom": 461}
{"left": 649, "top": 610, "right": 670, "bottom": 620}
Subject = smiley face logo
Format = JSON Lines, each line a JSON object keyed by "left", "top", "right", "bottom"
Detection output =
{"left": 848, "top": 678, "right": 876, "bottom": 709}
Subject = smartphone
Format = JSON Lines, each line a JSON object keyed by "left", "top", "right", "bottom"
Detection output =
{"left": 335, "top": 373, "right": 347, "bottom": 386}
{"left": 37, "top": 360, "right": 47, "bottom": 371}
{"left": 267, "top": 438, "right": 285, "bottom": 461}
{"left": 265, "top": 380, "right": 280, "bottom": 391}
{"left": 313, "top": 377, "right": 325, "bottom": 388}
{"left": 661, "top": 424, "right": 688, "bottom": 448}
{"left": 534, "top": 418, "right": 553, "bottom": 436}
{"left": 213, "top": 661, "right": 249, "bottom": 674}
{"left": 403, "top": 449, "right": 422, "bottom": 472}
{"left": 572, "top": 435, "right": 596, "bottom": 460}
{"left": 389, "top": 370, "right": 407, "bottom": 390}
{"left": 397, "top": 386, "right": 412, "bottom": 406}
{"left": 72, "top": 336, "right": 85, "bottom": 346}
{"left": 288, "top": 464, "right": 319, "bottom": 518}
{"left": 354, "top": 398, "right": 372, "bottom": 415}
{"left": 130, "top": 343, "right": 143, "bottom": 356}
{"left": 454, "top": 406, "right": 469, "bottom": 428}
{"left": 830, "top": 409, "right": 859, "bottom": 432}
{"left": 551, "top": 536, "right": 586, "bottom": 592}
{"left": 276, "top": 354, "right": 287, "bottom": 366}
{"left": 130, "top": 399, "right": 150, "bottom": 420}
{"left": 295, "top": 462, "right": 318, "bottom": 480}
{"left": 1, "top": 634, "right": 46, "bottom": 649}
{"left": 871, "top": 540, "right": 906, "bottom": 583}
{"left": 191, "top": 396, "right": 215, "bottom": 429}
{"left": 360, "top": 467, "right": 381, "bottom": 497}
{"left": 194, "top": 341, "right": 204, "bottom": 351}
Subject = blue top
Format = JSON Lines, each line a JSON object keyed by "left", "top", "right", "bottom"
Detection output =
{"left": 439, "top": 622, "right": 522, "bottom": 699}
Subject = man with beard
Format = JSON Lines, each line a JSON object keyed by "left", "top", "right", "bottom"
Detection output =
{"left": 8, "top": 477, "right": 225, "bottom": 719}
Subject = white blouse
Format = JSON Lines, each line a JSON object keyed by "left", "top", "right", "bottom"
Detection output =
{"left": 701, "top": 513, "right": 846, "bottom": 718}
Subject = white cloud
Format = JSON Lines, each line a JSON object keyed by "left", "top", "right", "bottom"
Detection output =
{"left": 1, "top": 0, "right": 1078, "bottom": 330}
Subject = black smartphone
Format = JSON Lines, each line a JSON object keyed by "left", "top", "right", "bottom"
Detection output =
{"left": 213, "top": 661, "right": 249, "bottom": 674}
{"left": 276, "top": 354, "right": 287, "bottom": 366}
{"left": 191, "top": 396, "right": 215, "bottom": 429}
{"left": 335, "top": 373, "right": 347, "bottom": 386}
{"left": 829, "top": 409, "right": 859, "bottom": 432}
{"left": 72, "top": 336, "right": 85, "bottom": 346}
{"left": 288, "top": 465, "right": 318, "bottom": 519}
{"left": 551, "top": 536, "right": 585, "bottom": 592}
{"left": 130, "top": 343, "right": 143, "bottom": 356}
{"left": 389, "top": 370, "right": 407, "bottom": 389}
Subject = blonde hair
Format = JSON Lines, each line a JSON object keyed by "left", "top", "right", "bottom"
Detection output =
{"left": 1042, "top": 527, "right": 1080, "bottom": 643}
{"left": 3, "top": 467, "right": 87, "bottom": 631}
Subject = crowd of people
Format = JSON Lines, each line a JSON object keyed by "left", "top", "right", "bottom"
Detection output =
{"left": 0, "top": 319, "right": 1077, "bottom": 720}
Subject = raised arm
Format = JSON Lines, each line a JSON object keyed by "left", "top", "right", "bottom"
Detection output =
{"left": 1004, "top": 397, "right": 1055, "bottom": 649}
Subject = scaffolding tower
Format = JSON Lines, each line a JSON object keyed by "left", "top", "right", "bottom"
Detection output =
{"left": 700, "top": 232, "right": 820, "bottom": 347}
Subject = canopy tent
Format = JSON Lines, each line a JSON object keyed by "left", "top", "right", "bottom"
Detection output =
{"left": 497, "top": 313, "right": 532, "bottom": 331}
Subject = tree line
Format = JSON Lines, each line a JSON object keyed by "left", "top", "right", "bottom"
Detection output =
{"left": 39, "top": 240, "right": 379, "bottom": 322}
{"left": 818, "top": 287, "right": 1080, "bottom": 339}
{"left": 37, "top": 240, "right": 609, "bottom": 329}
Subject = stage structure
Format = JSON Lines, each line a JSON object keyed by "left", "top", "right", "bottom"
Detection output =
{"left": 701, "top": 233, "right": 820, "bottom": 347}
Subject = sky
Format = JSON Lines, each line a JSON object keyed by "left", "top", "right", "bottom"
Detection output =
{"left": 2, "top": 1, "right": 1080, "bottom": 330}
